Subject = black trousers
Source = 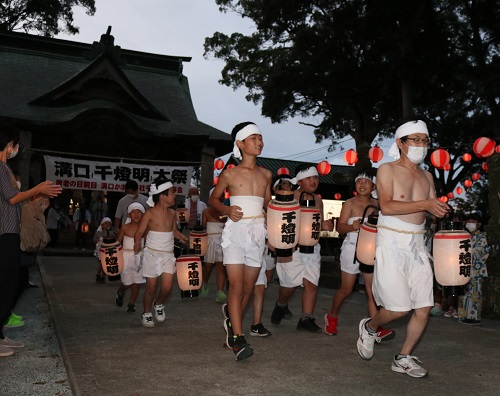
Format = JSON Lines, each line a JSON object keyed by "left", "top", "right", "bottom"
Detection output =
{"left": 0, "top": 233, "right": 21, "bottom": 338}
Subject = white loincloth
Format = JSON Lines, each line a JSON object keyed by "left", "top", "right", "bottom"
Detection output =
{"left": 339, "top": 217, "right": 361, "bottom": 274}
{"left": 121, "top": 235, "right": 145, "bottom": 285}
{"left": 205, "top": 222, "right": 224, "bottom": 263}
{"left": 143, "top": 231, "right": 175, "bottom": 277}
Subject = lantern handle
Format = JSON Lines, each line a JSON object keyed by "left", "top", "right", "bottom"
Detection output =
{"left": 361, "top": 205, "right": 380, "bottom": 226}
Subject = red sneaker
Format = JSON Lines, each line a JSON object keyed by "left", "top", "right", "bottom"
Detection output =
{"left": 324, "top": 313, "right": 338, "bottom": 335}
{"left": 376, "top": 327, "right": 395, "bottom": 343}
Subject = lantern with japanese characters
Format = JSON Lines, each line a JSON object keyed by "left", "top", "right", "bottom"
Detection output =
{"left": 355, "top": 205, "right": 379, "bottom": 273}
{"left": 433, "top": 230, "right": 472, "bottom": 297}
{"left": 176, "top": 255, "right": 202, "bottom": 298}
{"left": 176, "top": 203, "right": 190, "bottom": 225}
{"left": 189, "top": 227, "right": 208, "bottom": 257}
{"left": 81, "top": 222, "right": 90, "bottom": 233}
{"left": 267, "top": 193, "right": 301, "bottom": 257}
{"left": 99, "top": 237, "right": 124, "bottom": 276}
{"left": 297, "top": 192, "right": 321, "bottom": 253}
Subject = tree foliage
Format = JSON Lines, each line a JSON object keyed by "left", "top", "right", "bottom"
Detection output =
{"left": 0, "top": 0, "right": 95, "bottom": 36}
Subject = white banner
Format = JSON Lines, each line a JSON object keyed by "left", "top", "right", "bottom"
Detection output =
{"left": 44, "top": 155, "right": 194, "bottom": 195}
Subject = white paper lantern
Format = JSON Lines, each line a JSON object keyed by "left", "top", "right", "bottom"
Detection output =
{"left": 297, "top": 193, "right": 321, "bottom": 254}
{"left": 267, "top": 192, "right": 301, "bottom": 257}
{"left": 176, "top": 255, "right": 203, "bottom": 298}
{"left": 189, "top": 229, "right": 208, "bottom": 257}
{"left": 99, "top": 238, "right": 124, "bottom": 276}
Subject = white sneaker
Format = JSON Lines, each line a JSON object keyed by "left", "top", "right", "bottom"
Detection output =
{"left": 141, "top": 313, "right": 155, "bottom": 328}
{"left": 153, "top": 302, "right": 165, "bottom": 322}
{"left": 356, "top": 318, "right": 378, "bottom": 360}
{"left": 391, "top": 355, "right": 428, "bottom": 378}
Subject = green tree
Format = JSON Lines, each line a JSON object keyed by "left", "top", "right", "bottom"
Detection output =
{"left": 0, "top": 0, "right": 95, "bottom": 36}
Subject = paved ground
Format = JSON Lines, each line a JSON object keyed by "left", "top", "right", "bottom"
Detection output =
{"left": 2, "top": 253, "right": 500, "bottom": 396}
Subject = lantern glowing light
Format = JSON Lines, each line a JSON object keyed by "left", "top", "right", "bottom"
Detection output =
{"left": 214, "top": 158, "right": 225, "bottom": 170}
{"left": 482, "top": 162, "right": 488, "bottom": 172}
{"left": 176, "top": 255, "right": 202, "bottom": 298}
{"left": 439, "top": 196, "right": 448, "bottom": 203}
{"left": 473, "top": 137, "right": 495, "bottom": 158}
{"left": 176, "top": 204, "right": 190, "bottom": 225}
{"left": 462, "top": 153, "right": 472, "bottom": 162}
{"left": 213, "top": 177, "right": 219, "bottom": 185}
{"left": 189, "top": 228, "right": 208, "bottom": 257}
{"left": 430, "top": 149, "right": 450, "bottom": 169}
{"left": 267, "top": 193, "right": 301, "bottom": 257}
{"left": 334, "top": 193, "right": 341, "bottom": 200}
{"left": 455, "top": 186, "right": 463, "bottom": 195}
{"left": 471, "top": 173, "right": 481, "bottom": 181}
{"left": 99, "top": 237, "right": 124, "bottom": 276}
{"left": 344, "top": 149, "right": 358, "bottom": 165}
{"left": 368, "top": 145, "right": 384, "bottom": 163}
{"left": 447, "top": 192, "right": 455, "bottom": 200}
{"left": 443, "top": 163, "right": 451, "bottom": 171}
{"left": 496, "top": 145, "right": 500, "bottom": 153}
{"left": 277, "top": 167, "right": 290, "bottom": 176}
{"left": 355, "top": 206, "right": 379, "bottom": 272}
{"left": 464, "top": 179, "right": 473, "bottom": 189}
{"left": 227, "top": 164, "right": 236, "bottom": 169}
{"left": 81, "top": 222, "right": 90, "bottom": 233}
{"left": 297, "top": 192, "right": 321, "bottom": 254}
{"left": 433, "top": 229, "right": 472, "bottom": 297}
{"left": 317, "top": 161, "right": 331, "bottom": 176}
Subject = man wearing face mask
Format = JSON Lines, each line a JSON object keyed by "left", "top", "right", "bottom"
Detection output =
{"left": 356, "top": 120, "right": 450, "bottom": 378}
{"left": 185, "top": 186, "right": 207, "bottom": 230}
{"left": 0, "top": 122, "right": 62, "bottom": 357}
{"left": 114, "top": 179, "right": 149, "bottom": 232}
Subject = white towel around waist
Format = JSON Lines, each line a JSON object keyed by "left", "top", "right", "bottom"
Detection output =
{"left": 230, "top": 196, "right": 264, "bottom": 219}
{"left": 378, "top": 213, "right": 425, "bottom": 233}
{"left": 207, "top": 222, "right": 224, "bottom": 234}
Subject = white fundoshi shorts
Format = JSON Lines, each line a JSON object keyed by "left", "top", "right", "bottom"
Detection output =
{"left": 205, "top": 222, "right": 224, "bottom": 263}
{"left": 142, "top": 231, "right": 175, "bottom": 278}
{"left": 276, "top": 243, "right": 321, "bottom": 288}
{"left": 120, "top": 236, "right": 145, "bottom": 285}
{"left": 340, "top": 217, "right": 362, "bottom": 274}
{"left": 372, "top": 214, "right": 433, "bottom": 312}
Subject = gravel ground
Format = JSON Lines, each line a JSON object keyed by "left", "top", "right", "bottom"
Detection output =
{"left": 0, "top": 263, "right": 72, "bottom": 396}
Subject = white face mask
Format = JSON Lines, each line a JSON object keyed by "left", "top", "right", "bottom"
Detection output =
{"left": 8, "top": 145, "right": 19, "bottom": 159}
{"left": 465, "top": 222, "right": 477, "bottom": 232}
{"left": 403, "top": 143, "right": 427, "bottom": 164}
{"left": 190, "top": 195, "right": 199, "bottom": 203}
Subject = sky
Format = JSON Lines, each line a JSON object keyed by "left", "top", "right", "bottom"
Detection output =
{"left": 55, "top": 0, "right": 391, "bottom": 166}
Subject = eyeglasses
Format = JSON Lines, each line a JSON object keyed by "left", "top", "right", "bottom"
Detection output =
{"left": 403, "top": 137, "right": 431, "bottom": 145}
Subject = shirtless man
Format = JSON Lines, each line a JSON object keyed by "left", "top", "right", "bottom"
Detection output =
{"left": 356, "top": 120, "right": 450, "bottom": 378}
{"left": 208, "top": 121, "right": 272, "bottom": 361}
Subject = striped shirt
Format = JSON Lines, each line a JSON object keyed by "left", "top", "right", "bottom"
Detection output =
{"left": 0, "top": 161, "right": 21, "bottom": 235}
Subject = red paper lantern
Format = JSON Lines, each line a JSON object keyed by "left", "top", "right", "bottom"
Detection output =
{"left": 462, "top": 153, "right": 472, "bottom": 162}
{"left": 317, "top": 161, "right": 331, "bottom": 176}
{"left": 344, "top": 149, "right": 358, "bottom": 165}
{"left": 447, "top": 192, "right": 455, "bottom": 200}
{"left": 455, "top": 187, "right": 463, "bottom": 195}
{"left": 464, "top": 179, "right": 472, "bottom": 188}
{"left": 496, "top": 145, "right": 500, "bottom": 153}
{"left": 430, "top": 149, "right": 450, "bottom": 169}
{"left": 277, "top": 167, "right": 290, "bottom": 176}
{"left": 352, "top": 191, "right": 358, "bottom": 196}
{"left": 368, "top": 145, "right": 384, "bottom": 163}
{"left": 213, "top": 177, "right": 219, "bottom": 185}
{"left": 473, "top": 137, "right": 495, "bottom": 158}
{"left": 439, "top": 196, "right": 448, "bottom": 203}
{"left": 443, "top": 163, "right": 451, "bottom": 171}
{"left": 227, "top": 164, "right": 236, "bottom": 169}
{"left": 334, "top": 193, "right": 341, "bottom": 200}
{"left": 214, "top": 158, "right": 225, "bottom": 170}
{"left": 482, "top": 162, "right": 488, "bottom": 172}
{"left": 472, "top": 173, "right": 481, "bottom": 181}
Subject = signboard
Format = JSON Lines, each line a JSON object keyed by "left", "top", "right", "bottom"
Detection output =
{"left": 44, "top": 156, "right": 194, "bottom": 194}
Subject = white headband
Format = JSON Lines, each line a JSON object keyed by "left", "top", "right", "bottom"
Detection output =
{"left": 388, "top": 120, "right": 429, "bottom": 159}
{"left": 147, "top": 181, "right": 173, "bottom": 207}
{"left": 128, "top": 202, "right": 145, "bottom": 214}
{"left": 232, "top": 123, "right": 262, "bottom": 160}
{"left": 100, "top": 217, "right": 112, "bottom": 225}
{"left": 291, "top": 167, "right": 319, "bottom": 184}
{"left": 355, "top": 173, "right": 374, "bottom": 183}
{"left": 273, "top": 177, "right": 293, "bottom": 188}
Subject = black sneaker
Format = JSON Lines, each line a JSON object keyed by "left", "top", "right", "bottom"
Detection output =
{"left": 283, "top": 305, "right": 293, "bottom": 320}
{"left": 250, "top": 323, "right": 272, "bottom": 337}
{"left": 224, "top": 318, "right": 235, "bottom": 349}
{"left": 233, "top": 335, "right": 254, "bottom": 361}
{"left": 127, "top": 304, "right": 135, "bottom": 313}
{"left": 271, "top": 302, "right": 286, "bottom": 325}
{"left": 297, "top": 317, "right": 322, "bottom": 333}
{"left": 115, "top": 289, "right": 124, "bottom": 307}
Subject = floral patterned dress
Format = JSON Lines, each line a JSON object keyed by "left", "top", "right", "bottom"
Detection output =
{"left": 458, "top": 231, "right": 489, "bottom": 321}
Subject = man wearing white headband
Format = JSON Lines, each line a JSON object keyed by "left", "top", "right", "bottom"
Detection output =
{"left": 208, "top": 121, "right": 272, "bottom": 361}
{"left": 135, "top": 178, "right": 188, "bottom": 329}
{"left": 272, "top": 163, "right": 334, "bottom": 333}
{"left": 356, "top": 120, "right": 450, "bottom": 378}
{"left": 114, "top": 179, "right": 149, "bottom": 232}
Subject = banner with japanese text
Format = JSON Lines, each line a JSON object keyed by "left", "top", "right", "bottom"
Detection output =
{"left": 44, "top": 156, "right": 193, "bottom": 195}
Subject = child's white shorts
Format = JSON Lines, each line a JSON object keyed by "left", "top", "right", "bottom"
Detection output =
{"left": 120, "top": 250, "right": 146, "bottom": 285}
{"left": 222, "top": 219, "right": 266, "bottom": 268}
{"left": 205, "top": 233, "right": 223, "bottom": 263}
{"left": 142, "top": 248, "right": 176, "bottom": 278}
{"left": 276, "top": 244, "right": 321, "bottom": 288}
